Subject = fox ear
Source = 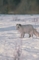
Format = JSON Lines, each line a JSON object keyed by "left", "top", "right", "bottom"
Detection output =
{"left": 19, "top": 24, "right": 21, "bottom": 26}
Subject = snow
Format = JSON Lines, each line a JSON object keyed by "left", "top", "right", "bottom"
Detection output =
{"left": 0, "top": 14, "right": 39, "bottom": 60}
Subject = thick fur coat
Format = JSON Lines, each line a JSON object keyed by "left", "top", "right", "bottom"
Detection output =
{"left": 16, "top": 24, "right": 39, "bottom": 38}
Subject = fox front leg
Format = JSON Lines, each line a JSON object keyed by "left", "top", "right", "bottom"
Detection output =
{"left": 29, "top": 34, "right": 31, "bottom": 38}
{"left": 20, "top": 33, "right": 25, "bottom": 38}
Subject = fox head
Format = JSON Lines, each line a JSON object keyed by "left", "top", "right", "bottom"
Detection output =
{"left": 16, "top": 24, "right": 22, "bottom": 29}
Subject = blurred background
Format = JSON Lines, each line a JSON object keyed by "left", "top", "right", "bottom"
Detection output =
{"left": 0, "top": 0, "right": 39, "bottom": 14}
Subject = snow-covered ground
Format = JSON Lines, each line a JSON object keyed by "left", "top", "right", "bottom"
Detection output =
{"left": 0, "top": 14, "right": 39, "bottom": 60}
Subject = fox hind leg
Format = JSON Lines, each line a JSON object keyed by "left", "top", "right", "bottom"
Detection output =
{"left": 29, "top": 34, "right": 33, "bottom": 38}
{"left": 29, "top": 30, "right": 33, "bottom": 38}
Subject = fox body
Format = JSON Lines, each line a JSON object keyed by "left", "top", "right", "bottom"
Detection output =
{"left": 16, "top": 24, "right": 39, "bottom": 38}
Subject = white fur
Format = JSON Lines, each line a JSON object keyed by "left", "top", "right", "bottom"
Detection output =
{"left": 16, "top": 24, "right": 39, "bottom": 38}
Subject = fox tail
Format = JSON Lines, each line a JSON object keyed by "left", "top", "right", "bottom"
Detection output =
{"left": 33, "top": 29, "right": 39, "bottom": 37}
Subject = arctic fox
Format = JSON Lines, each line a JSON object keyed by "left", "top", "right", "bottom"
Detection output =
{"left": 16, "top": 24, "right": 39, "bottom": 38}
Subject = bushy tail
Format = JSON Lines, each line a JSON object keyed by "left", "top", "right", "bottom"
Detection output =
{"left": 33, "top": 29, "right": 39, "bottom": 37}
